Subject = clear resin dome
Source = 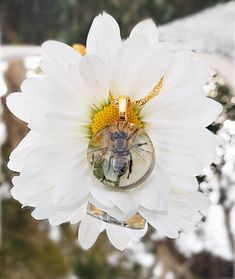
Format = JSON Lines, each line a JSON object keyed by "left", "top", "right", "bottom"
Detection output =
{"left": 87, "top": 121, "right": 155, "bottom": 190}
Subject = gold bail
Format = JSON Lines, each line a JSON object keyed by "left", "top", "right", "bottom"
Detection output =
{"left": 118, "top": 96, "right": 130, "bottom": 121}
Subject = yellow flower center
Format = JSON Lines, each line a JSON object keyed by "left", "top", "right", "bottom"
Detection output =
{"left": 90, "top": 104, "right": 143, "bottom": 135}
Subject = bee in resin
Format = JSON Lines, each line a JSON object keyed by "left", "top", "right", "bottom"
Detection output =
{"left": 88, "top": 121, "right": 155, "bottom": 190}
{"left": 106, "top": 122, "right": 147, "bottom": 179}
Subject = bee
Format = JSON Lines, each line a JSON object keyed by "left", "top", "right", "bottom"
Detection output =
{"left": 107, "top": 125, "right": 147, "bottom": 179}
{"left": 88, "top": 121, "right": 154, "bottom": 190}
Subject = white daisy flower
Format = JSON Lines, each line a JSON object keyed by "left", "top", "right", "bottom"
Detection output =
{"left": 7, "top": 12, "right": 222, "bottom": 250}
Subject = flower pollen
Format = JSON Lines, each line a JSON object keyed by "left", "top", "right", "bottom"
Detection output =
{"left": 91, "top": 104, "right": 143, "bottom": 135}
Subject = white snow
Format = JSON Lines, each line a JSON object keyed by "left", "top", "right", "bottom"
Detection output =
{"left": 159, "top": 2, "right": 235, "bottom": 59}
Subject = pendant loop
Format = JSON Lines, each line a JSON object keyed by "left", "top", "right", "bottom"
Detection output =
{"left": 118, "top": 96, "right": 130, "bottom": 121}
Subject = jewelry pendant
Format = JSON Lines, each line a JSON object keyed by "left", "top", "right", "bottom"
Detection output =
{"left": 87, "top": 120, "right": 155, "bottom": 190}
{"left": 87, "top": 96, "right": 155, "bottom": 229}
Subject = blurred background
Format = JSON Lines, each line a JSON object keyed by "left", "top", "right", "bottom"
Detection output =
{"left": 0, "top": 1, "right": 234, "bottom": 278}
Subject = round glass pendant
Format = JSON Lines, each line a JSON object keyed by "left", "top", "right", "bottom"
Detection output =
{"left": 87, "top": 121, "right": 155, "bottom": 190}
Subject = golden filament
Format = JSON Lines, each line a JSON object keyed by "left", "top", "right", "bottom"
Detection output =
{"left": 133, "top": 76, "right": 164, "bottom": 106}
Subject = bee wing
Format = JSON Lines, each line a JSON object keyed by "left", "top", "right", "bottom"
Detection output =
{"left": 130, "top": 146, "right": 149, "bottom": 163}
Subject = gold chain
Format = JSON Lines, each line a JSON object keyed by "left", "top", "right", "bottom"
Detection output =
{"left": 109, "top": 76, "right": 164, "bottom": 108}
{"left": 133, "top": 76, "right": 164, "bottom": 106}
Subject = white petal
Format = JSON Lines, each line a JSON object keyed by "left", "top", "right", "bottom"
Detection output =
{"left": 168, "top": 176, "right": 199, "bottom": 192}
{"left": 164, "top": 51, "right": 210, "bottom": 90}
{"left": 7, "top": 76, "right": 87, "bottom": 127}
{"left": 190, "top": 97, "right": 223, "bottom": 127}
{"left": 52, "top": 158, "right": 90, "bottom": 208}
{"left": 86, "top": 12, "right": 121, "bottom": 75}
{"left": 40, "top": 40, "right": 81, "bottom": 76}
{"left": 8, "top": 131, "right": 41, "bottom": 172}
{"left": 162, "top": 50, "right": 193, "bottom": 89}
{"left": 150, "top": 128, "right": 218, "bottom": 170}
{"left": 11, "top": 179, "right": 48, "bottom": 206}
{"left": 106, "top": 224, "right": 131, "bottom": 251}
{"left": 136, "top": 168, "right": 169, "bottom": 213}
{"left": 129, "top": 222, "right": 148, "bottom": 239}
{"left": 184, "top": 192, "right": 211, "bottom": 210}
{"left": 78, "top": 55, "right": 109, "bottom": 104}
{"left": 149, "top": 97, "right": 222, "bottom": 128}
{"left": 111, "top": 35, "right": 149, "bottom": 99}
{"left": 128, "top": 45, "right": 172, "bottom": 100}
{"left": 168, "top": 196, "right": 199, "bottom": 218}
{"left": 149, "top": 128, "right": 219, "bottom": 177}
{"left": 49, "top": 211, "right": 75, "bottom": 225}
{"left": 31, "top": 201, "right": 55, "bottom": 220}
{"left": 89, "top": 180, "right": 115, "bottom": 208}
{"left": 141, "top": 85, "right": 204, "bottom": 123}
{"left": 186, "top": 58, "right": 211, "bottom": 88}
{"left": 9, "top": 134, "right": 81, "bottom": 173}
{"left": 130, "top": 19, "right": 159, "bottom": 48}
{"left": 149, "top": 217, "right": 179, "bottom": 239}
{"left": 191, "top": 211, "right": 203, "bottom": 223}
{"left": 21, "top": 77, "right": 82, "bottom": 114}
{"left": 28, "top": 112, "right": 85, "bottom": 139}
{"left": 11, "top": 142, "right": 85, "bottom": 206}
{"left": 156, "top": 150, "right": 203, "bottom": 177}
{"left": 78, "top": 214, "right": 105, "bottom": 250}
{"left": 70, "top": 204, "right": 87, "bottom": 224}
{"left": 6, "top": 92, "right": 30, "bottom": 122}
{"left": 161, "top": 214, "right": 195, "bottom": 233}
{"left": 107, "top": 190, "right": 139, "bottom": 213}
{"left": 139, "top": 207, "right": 161, "bottom": 221}
{"left": 151, "top": 129, "right": 218, "bottom": 175}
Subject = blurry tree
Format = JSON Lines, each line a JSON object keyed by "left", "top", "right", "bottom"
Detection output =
{"left": 58, "top": 223, "right": 142, "bottom": 279}
{"left": 0, "top": 0, "right": 232, "bottom": 45}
